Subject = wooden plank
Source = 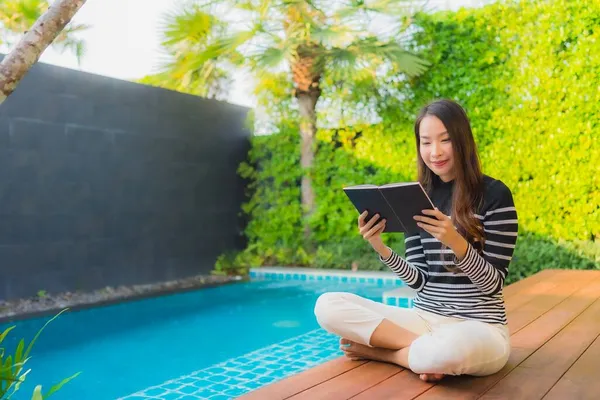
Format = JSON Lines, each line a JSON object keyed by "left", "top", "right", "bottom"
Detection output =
{"left": 352, "top": 268, "right": 565, "bottom": 400}
{"left": 238, "top": 358, "right": 367, "bottom": 400}
{"left": 246, "top": 271, "right": 562, "bottom": 400}
{"left": 287, "top": 361, "right": 402, "bottom": 400}
{"left": 476, "top": 367, "right": 559, "bottom": 400}
{"left": 408, "top": 348, "right": 530, "bottom": 400}
{"left": 350, "top": 369, "right": 433, "bottom": 399}
{"left": 479, "top": 290, "right": 600, "bottom": 399}
{"left": 543, "top": 335, "right": 600, "bottom": 400}
{"left": 509, "top": 277, "right": 600, "bottom": 348}
{"left": 330, "top": 272, "right": 565, "bottom": 400}
{"left": 502, "top": 269, "right": 558, "bottom": 298}
{"left": 243, "top": 270, "right": 600, "bottom": 400}
{"left": 507, "top": 270, "right": 599, "bottom": 334}
{"left": 505, "top": 274, "right": 563, "bottom": 312}
{"left": 413, "top": 270, "right": 597, "bottom": 400}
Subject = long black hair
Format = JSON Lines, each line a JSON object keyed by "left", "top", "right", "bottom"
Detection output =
{"left": 414, "top": 99, "right": 486, "bottom": 258}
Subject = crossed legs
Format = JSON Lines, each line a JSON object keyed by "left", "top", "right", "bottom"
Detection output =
{"left": 314, "top": 292, "right": 444, "bottom": 382}
{"left": 314, "top": 292, "right": 510, "bottom": 382}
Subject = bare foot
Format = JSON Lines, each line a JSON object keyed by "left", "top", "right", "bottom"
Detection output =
{"left": 419, "top": 373, "right": 445, "bottom": 382}
{"left": 339, "top": 339, "right": 445, "bottom": 382}
{"left": 339, "top": 338, "right": 401, "bottom": 364}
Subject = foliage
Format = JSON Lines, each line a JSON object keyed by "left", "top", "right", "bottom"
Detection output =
{"left": 155, "top": 0, "right": 429, "bottom": 88}
{"left": 150, "top": 0, "right": 432, "bottom": 127}
{"left": 394, "top": 0, "right": 600, "bottom": 243}
{"left": 136, "top": 2, "right": 235, "bottom": 99}
{"left": 221, "top": 0, "right": 599, "bottom": 282}
{"left": 226, "top": 123, "right": 411, "bottom": 272}
{"left": 508, "top": 233, "right": 599, "bottom": 283}
{"left": 0, "top": 0, "right": 88, "bottom": 64}
{"left": 136, "top": 70, "right": 231, "bottom": 100}
{"left": 0, "top": 309, "right": 80, "bottom": 399}
{"left": 154, "top": 0, "right": 434, "bottom": 245}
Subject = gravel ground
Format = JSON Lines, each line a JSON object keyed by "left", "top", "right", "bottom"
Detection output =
{"left": 0, "top": 274, "right": 245, "bottom": 322}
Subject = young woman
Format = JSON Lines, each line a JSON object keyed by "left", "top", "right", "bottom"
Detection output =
{"left": 314, "top": 99, "right": 518, "bottom": 382}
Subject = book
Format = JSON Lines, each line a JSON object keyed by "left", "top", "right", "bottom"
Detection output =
{"left": 343, "top": 182, "right": 436, "bottom": 233}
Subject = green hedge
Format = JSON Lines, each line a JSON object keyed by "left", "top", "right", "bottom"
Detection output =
{"left": 215, "top": 0, "right": 599, "bottom": 283}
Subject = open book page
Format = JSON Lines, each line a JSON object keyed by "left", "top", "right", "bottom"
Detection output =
{"left": 342, "top": 185, "right": 405, "bottom": 232}
{"left": 379, "top": 183, "right": 435, "bottom": 232}
{"left": 343, "top": 184, "right": 380, "bottom": 189}
{"left": 379, "top": 182, "right": 419, "bottom": 189}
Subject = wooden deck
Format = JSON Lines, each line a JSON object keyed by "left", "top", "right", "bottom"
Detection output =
{"left": 240, "top": 269, "right": 600, "bottom": 400}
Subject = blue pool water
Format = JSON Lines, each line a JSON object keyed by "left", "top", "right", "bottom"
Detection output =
{"left": 1, "top": 275, "right": 400, "bottom": 399}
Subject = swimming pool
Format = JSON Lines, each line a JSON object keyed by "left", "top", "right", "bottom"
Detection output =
{"left": 1, "top": 269, "right": 405, "bottom": 399}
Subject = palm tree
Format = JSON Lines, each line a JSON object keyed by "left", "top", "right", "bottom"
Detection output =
{"left": 0, "top": 0, "right": 88, "bottom": 104}
{"left": 140, "top": 3, "right": 234, "bottom": 99}
{"left": 159, "top": 0, "right": 430, "bottom": 245}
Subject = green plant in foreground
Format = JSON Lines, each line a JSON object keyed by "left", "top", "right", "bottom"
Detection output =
{"left": 0, "top": 309, "right": 80, "bottom": 400}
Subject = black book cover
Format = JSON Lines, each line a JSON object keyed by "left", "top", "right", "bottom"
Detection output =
{"left": 343, "top": 182, "right": 435, "bottom": 233}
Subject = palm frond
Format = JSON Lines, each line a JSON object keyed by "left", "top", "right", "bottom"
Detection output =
{"left": 335, "top": 0, "right": 417, "bottom": 19}
{"left": 349, "top": 36, "right": 430, "bottom": 76}
{"left": 252, "top": 46, "right": 288, "bottom": 69}
{"left": 366, "top": 40, "right": 430, "bottom": 77}
{"left": 155, "top": 1, "right": 244, "bottom": 97}
{"left": 154, "top": 0, "right": 432, "bottom": 109}
{"left": 325, "top": 47, "right": 359, "bottom": 68}
{"left": 235, "top": 0, "right": 255, "bottom": 11}
{"left": 200, "top": 29, "right": 258, "bottom": 63}
{"left": 309, "top": 25, "right": 354, "bottom": 48}
{"left": 325, "top": 35, "right": 429, "bottom": 82}
{"left": 258, "top": 0, "right": 274, "bottom": 19}
{"left": 324, "top": 46, "right": 375, "bottom": 84}
{"left": 159, "top": 3, "right": 221, "bottom": 49}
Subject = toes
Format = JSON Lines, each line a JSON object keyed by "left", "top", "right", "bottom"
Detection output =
{"left": 344, "top": 352, "right": 362, "bottom": 361}
{"left": 430, "top": 374, "right": 444, "bottom": 381}
{"left": 338, "top": 339, "right": 362, "bottom": 361}
{"left": 339, "top": 338, "right": 354, "bottom": 351}
{"left": 340, "top": 342, "right": 351, "bottom": 353}
{"left": 419, "top": 373, "right": 444, "bottom": 382}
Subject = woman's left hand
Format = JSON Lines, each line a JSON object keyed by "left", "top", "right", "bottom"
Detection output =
{"left": 413, "top": 208, "right": 463, "bottom": 248}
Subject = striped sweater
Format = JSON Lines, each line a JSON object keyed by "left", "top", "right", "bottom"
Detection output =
{"left": 380, "top": 175, "right": 518, "bottom": 325}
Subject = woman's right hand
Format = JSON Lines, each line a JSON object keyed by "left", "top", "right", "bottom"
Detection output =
{"left": 358, "top": 211, "right": 387, "bottom": 253}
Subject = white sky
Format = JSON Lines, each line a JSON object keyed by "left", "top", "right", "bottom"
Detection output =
{"left": 31, "top": 0, "right": 487, "bottom": 109}
{"left": 36, "top": 0, "right": 257, "bottom": 107}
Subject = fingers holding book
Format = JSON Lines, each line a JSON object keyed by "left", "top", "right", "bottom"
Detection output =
{"left": 413, "top": 208, "right": 460, "bottom": 248}
{"left": 358, "top": 211, "right": 386, "bottom": 240}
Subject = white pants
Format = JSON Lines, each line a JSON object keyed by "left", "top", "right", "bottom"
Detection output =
{"left": 314, "top": 292, "right": 511, "bottom": 376}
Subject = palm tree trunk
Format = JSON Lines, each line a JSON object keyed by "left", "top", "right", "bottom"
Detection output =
{"left": 0, "top": 0, "right": 86, "bottom": 105}
{"left": 297, "top": 91, "right": 319, "bottom": 247}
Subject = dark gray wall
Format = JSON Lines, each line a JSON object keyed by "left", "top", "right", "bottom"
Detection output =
{"left": 0, "top": 56, "right": 250, "bottom": 300}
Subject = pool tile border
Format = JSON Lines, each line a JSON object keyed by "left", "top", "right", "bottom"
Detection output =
{"left": 250, "top": 267, "right": 405, "bottom": 287}
{"left": 382, "top": 286, "right": 417, "bottom": 308}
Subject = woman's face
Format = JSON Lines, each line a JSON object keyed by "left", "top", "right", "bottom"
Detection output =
{"left": 418, "top": 115, "right": 455, "bottom": 182}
